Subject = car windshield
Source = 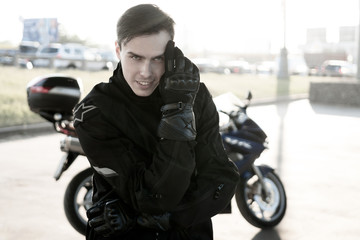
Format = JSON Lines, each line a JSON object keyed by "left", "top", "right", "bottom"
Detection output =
{"left": 41, "top": 47, "right": 59, "bottom": 54}
{"left": 20, "top": 46, "right": 38, "bottom": 54}
{"left": 326, "top": 65, "right": 340, "bottom": 70}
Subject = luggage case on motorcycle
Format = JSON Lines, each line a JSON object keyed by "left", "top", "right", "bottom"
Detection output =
{"left": 27, "top": 74, "right": 82, "bottom": 121}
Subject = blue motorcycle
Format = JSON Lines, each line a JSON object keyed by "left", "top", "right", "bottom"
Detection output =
{"left": 215, "top": 92, "right": 287, "bottom": 228}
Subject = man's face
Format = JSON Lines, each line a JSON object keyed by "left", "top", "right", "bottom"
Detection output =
{"left": 116, "top": 30, "right": 171, "bottom": 97}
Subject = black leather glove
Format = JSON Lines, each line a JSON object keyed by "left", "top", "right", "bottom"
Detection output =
{"left": 158, "top": 40, "right": 200, "bottom": 141}
{"left": 137, "top": 212, "right": 171, "bottom": 231}
{"left": 87, "top": 199, "right": 135, "bottom": 237}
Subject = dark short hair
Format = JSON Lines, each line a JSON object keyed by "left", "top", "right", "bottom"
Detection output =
{"left": 116, "top": 4, "right": 175, "bottom": 47}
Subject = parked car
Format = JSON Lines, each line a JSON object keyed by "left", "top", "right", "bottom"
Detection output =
{"left": 0, "top": 49, "right": 18, "bottom": 65}
{"left": 18, "top": 41, "right": 40, "bottom": 69}
{"left": 33, "top": 43, "right": 111, "bottom": 71}
{"left": 320, "top": 60, "right": 356, "bottom": 77}
{"left": 223, "top": 59, "right": 251, "bottom": 74}
{"left": 191, "top": 58, "right": 227, "bottom": 74}
{"left": 33, "top": 43, "right": 62, "bottom": 68}
{"left": 308, "top": 65, "right": 321, "bottom": 76}
{"left": 98, "top": 50, "right": 119, "bottom": 71}
{"left": 254, "top": 61, "right": 276, "bottom": 75}
{"left": 34, "top": 43, "right": 86, "bottom": 69}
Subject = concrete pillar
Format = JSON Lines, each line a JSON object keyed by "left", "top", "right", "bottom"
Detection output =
{"left": 277, "top": 48, "right": 289, "bottom": 80}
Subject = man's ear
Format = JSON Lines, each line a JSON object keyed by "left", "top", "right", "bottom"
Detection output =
{"left": 115, "top": 41, "right": 121, "bottom": 60}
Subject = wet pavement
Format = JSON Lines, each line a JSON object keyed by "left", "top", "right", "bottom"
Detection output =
{"left": 213, "top": 99, "right": 360, "bottom": 240}
{"left": 0, "top": 99, "right": 359, "bottom": 240}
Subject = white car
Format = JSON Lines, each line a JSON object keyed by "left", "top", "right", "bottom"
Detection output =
{"left": 33, "top": 43, "right": 113, "bottom": 71}
{"left": 320, "top": 60, "right": 356, "bottom": 77}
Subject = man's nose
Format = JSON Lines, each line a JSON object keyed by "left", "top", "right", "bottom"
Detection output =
{"left": 140, "top": 61, "right": 152, "bottom": 78}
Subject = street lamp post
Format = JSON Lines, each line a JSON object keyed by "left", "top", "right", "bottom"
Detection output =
{"left": 277, "top": 0, "right": 289, "bottom": 80}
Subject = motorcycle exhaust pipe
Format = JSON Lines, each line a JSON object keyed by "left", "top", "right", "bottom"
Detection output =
{"left": 60, "top": 136, "right": 85, "bottom": 155}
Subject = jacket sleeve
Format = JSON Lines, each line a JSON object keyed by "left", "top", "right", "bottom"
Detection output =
{"left": 74, "top": 101, "right": 196, "bottom": 215}
{"left": 170, "top": 85, "right": 240, "bottom": 228}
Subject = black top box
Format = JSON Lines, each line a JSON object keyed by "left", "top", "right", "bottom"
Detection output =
{"left": 27, "top": 74, "right": 82, "bottom": 121}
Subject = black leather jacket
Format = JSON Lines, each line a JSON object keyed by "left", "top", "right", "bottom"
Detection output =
{"left": 74, "top": 64, "right": 239, "bottom": 239}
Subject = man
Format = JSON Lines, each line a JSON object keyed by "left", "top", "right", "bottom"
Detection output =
{"left": 74, "top": 4, "right": 239, "bottom": 240}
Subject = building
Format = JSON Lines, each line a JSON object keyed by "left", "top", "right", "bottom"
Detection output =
{"left": 302, "top": 26, "right": 357, "bottom": 68}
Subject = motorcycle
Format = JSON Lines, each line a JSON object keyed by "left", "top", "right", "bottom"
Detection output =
{"left": 27, "top": 75, "right": 286, "bottom": 235}
{"left": 214, "top": 92, "right": 287, "bottom": 228}
{"left": 53, "top": 119, "right": 93, "bottom": 235}
{"left": 26, "top": 74, "right": 93, "bottom": 235}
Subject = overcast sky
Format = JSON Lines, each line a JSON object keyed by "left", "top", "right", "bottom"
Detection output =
{"left": 1, "top": 0, "right": 359, "bottom": 54}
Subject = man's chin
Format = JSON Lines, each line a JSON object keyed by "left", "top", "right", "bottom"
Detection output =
{"left": 134, "top": 88, "right": 155, "bottom": 97}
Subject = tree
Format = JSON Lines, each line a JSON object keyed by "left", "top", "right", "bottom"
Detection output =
{"left": 57, "top": 23, "right": 87, "bottom": 44}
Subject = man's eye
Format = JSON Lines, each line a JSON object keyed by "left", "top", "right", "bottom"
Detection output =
{"left": 154, "top": 56, "right": 164, "bottom": 62}
{"left": 130, "top": 55, "right": 141, "bottom": 60}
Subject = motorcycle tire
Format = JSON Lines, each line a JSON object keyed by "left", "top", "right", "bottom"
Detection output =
{"left": 235, "top": 171, "right": 287, "bottom": 228}
{"left": 63, "top": 167, "right": 93, "bottom": 235}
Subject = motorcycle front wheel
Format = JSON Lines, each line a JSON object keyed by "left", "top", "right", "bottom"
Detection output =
{"left": 235, "top": 171, "right": 287, "bottom": 228}
{"left": 63, "top": 167, "right": 93, "bottom": 235}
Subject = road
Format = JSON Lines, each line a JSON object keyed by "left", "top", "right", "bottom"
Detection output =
{"left": 1, "top": 99, "right": 360, "bottom": 240}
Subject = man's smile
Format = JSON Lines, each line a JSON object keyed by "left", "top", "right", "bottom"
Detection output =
{"left": 137, "top": 81, "right": 151, "bottom": 86}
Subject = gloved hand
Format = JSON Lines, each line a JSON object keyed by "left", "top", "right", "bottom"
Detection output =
{"left": 137, "top": 212, "right": 171, "bottom": 231}
{"left": 87, "top": 199, "right": 135, "bottom": 237}
{"left": 158, "top": 40, "right": 200, "bottom": 141}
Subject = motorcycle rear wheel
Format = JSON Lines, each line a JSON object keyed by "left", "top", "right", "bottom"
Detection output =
{"left": 63, "top": 168, "right": 93, "bottom": 235}
{"left": 235, "top": 171, "right": 287, "bottom": 228}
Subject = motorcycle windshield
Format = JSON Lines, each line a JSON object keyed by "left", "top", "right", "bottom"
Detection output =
{"left": 213, "top": 92, "right": 245, "bottom": 128}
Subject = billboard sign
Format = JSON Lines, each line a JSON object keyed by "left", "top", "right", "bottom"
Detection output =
{"left": 22, "top": 18, "right": 58, "bottom": 44}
